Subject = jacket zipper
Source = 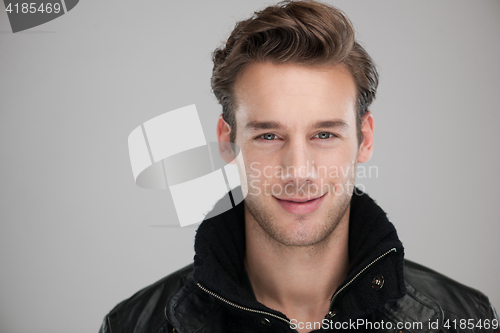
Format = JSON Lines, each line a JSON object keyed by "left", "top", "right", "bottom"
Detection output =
{"left": 327, "top": 247, "right": 397, "bottom": 317}
{"left": 196, "top": 282, "right": 300, "bottom": 333}
{"left": 196, "top": 247, "right": 397, "bottom": 331}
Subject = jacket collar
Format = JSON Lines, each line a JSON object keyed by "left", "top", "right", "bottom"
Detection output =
{"left": 187, "top": 187, "right": 407, "bottom": 323}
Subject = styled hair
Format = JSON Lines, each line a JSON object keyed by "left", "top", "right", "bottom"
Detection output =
{"left": 211, "top": 0, "right": 378, "bottom": 144}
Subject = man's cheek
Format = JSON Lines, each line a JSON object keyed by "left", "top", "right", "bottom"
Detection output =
{"left": 249, "top": 179, "right": 262, "bottom": 196}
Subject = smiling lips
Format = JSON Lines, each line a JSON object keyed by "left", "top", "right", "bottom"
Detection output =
{"left": 274, "top": 193, "right": 326, "bottom": 215}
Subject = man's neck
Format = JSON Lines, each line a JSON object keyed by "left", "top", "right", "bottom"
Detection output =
{"left": 244, "top": 204, "right": 350, "bottom": 330}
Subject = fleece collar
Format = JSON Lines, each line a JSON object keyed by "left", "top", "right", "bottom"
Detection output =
{"left": 192, "top": 187, "right": 407, "bottom": 323}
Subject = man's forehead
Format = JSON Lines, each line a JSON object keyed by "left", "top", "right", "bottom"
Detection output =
{"left": 233, "top": 62, "right": 357, "bottom": 112}
{"left": 234, "top": 62, "right": 354, "bottom": 92}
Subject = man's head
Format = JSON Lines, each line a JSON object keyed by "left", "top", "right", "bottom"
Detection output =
{"left": 211, "top": 0, "right": 378, "bottom": 145}
{"left": 214, "top": 0, "right": 376, "bottom": 247}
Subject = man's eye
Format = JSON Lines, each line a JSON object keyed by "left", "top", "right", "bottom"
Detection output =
{"left": 315, "top": 132, "right": 335, "bottom": 139}
{"left": 260, "top": 133, "right": 278, "bottom": 140}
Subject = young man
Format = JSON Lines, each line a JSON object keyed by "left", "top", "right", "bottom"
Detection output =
{"left": 100, "top": 1, "right": 499, "bottom": 332}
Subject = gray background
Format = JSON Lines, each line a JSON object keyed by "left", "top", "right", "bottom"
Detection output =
{"left": 1, "top": 1, "right": 499, "bottom": 332}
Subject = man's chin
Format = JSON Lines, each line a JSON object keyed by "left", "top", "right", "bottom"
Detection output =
{"left": 269, "top": 226, "right": 332, "bottom": 247}
{"left": 257, "top": 213, "right": 334, "bottom": 247}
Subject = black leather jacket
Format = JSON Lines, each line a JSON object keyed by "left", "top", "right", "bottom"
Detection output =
{"left": 99, "top": 190, "right": 499, "bottom": 332}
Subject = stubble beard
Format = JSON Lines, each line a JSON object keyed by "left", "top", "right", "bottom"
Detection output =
{"left": 244, "top": 183, "right": 353, "bottom": 247}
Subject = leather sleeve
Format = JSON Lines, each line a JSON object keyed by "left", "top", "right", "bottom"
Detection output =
{"left": 465, "top": 291, "right": 500, "bottom": 333}
{"left": 98, "top": 315, "right": 111, "bottom": 333}
{"left": 486, "top": 301, "right": 500, "bottom": 333}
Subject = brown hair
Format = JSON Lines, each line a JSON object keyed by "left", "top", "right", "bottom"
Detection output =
{"left": 211, "top": 0, "right": 378, "bottom": 144}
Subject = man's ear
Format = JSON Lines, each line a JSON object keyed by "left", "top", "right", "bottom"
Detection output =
{"left": 357, "top": 111, "right": 374, "bottom": 163}
{"left": 217, "top": 114, "right": 236, "bottom": 164}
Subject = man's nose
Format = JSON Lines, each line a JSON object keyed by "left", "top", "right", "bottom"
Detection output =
{"left": 280, "top": 140, "right": 317, "bottom": 185}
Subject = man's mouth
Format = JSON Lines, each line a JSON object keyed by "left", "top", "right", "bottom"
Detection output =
{"left": 274, "top": 193, "right": 326, "bottom": 215}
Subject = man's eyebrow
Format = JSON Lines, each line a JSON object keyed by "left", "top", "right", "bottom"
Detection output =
{"left": 244, "top": 120, "right": 349, "bottom": 131}
{"left": 244, "top": 121, "right": 284, "bottom": 130}
{"left": 312, "top": 120, "right": 349, "bottom": 130}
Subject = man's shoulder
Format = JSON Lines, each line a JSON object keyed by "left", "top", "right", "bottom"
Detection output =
{"left": 388, "top": 259, "right": 499, "bottom": 326}
{"left": 99, "top": 263, "right": 194, "bottom": 333}
{"left": 404, "top": 259, "right": 492, "bottom": 312}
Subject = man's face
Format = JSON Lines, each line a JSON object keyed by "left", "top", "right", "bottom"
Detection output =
{"left": 219, "top": 62, "right": 373, "bottom": 247}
